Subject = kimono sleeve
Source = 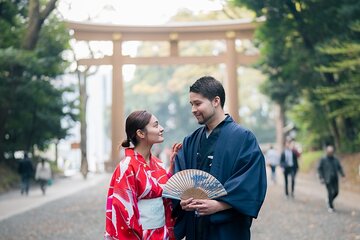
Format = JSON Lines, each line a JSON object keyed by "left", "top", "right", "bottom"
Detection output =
{"left": 211, "top": 131, "right": 267, "bottom": 223}
{"left": 104, "top": 161, "right": 142, "bottom": 240}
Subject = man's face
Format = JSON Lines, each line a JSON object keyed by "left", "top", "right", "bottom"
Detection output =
{"left": 189, "top": 92, "right": 216, "bottom": 125}
{"left": 326, "top": 146, "right": 334, "bottom": 157}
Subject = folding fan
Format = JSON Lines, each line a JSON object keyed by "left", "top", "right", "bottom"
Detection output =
{"left": 162, "top": 169, "right": 227, "bottom": 200}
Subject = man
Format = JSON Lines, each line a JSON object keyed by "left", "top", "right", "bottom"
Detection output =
{"left": 317, "top": 145, "right": 345, "bottom": 213}
{"left": 18, "top": 153, "right": 34, "bottom": 196}
{"left": 280, "top": 140, "right": 299, "bottom": 198}
{"left": 172, "top": 76, "right": 267, "bottom": 240}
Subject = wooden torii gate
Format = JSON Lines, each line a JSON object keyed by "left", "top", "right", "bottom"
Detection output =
{"left": 66, "top": 19, "right": 259, "bottom": 167}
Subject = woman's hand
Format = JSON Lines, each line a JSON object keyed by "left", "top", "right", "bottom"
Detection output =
{"left": 168, "top": 143, "right": 182, "bottom": 174}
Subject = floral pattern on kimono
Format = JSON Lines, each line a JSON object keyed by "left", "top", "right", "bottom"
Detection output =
{"left": 105, "top": 148, "right": 175, "bottom": 240}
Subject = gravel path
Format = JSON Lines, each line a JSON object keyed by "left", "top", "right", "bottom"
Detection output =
{"left": 0, "top": 177, "right": 108, "bottom": 240}
{"left": 252, "top": 181, "right": 360, "bottom": 240}
{"left": 0, "top": 172, "right": 359, "bottom": 240}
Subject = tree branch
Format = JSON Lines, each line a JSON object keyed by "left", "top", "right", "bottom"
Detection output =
{"left": 40, "top": 0, "right": 58, "bottom": 21}
{"left": 284, "top": 0, "right": 314, "bottom": 51}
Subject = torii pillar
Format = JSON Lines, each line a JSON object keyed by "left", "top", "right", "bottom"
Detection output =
{"left": 111, "top": 34, "right": 125, "bottom": 166}
{"left": 225, "top": 31, "right": 240, "bottom": 123}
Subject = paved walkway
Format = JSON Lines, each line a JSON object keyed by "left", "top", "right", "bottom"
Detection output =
{"left": 252, "top": 169, "right": 360, "bottom": 240}
{"left": 0, "top": 172, "right": 109, "bottom": 222}
{"left": 0, "top": 169, "right": 359, "bottom": 240}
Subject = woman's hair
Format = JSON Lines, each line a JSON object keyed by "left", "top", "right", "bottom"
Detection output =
{"left": 121, "top": 110, "right": 152, "bottom": 148}
{"left": 189, "top": 76, "right": 225, "bottom": 108}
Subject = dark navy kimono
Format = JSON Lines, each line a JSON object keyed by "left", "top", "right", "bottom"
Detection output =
{"left": 173, "top": 116, "right": 267, "bottom": 240}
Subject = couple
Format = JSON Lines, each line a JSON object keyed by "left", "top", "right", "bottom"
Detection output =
{"left": 104, "top": 76, "right": 267, "bottom": 240}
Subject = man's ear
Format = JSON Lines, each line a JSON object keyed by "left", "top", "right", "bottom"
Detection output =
{"left": 213, "top": 96, "right": 221, "bottom": 107}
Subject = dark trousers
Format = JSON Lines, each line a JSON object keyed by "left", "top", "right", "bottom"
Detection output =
{"left": 326, "top": 178, "right": 339, "bottom": 209}
{"left": 283, "top": 167, "right": 296, "bottom": 196}
{"left": 20, "top": 176, "right": 31, "bottom": 195}
{"left": 39, "top": 179, "right": 48, "bottom": 195}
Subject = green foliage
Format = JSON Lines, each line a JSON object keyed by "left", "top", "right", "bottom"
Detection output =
{"left": 0, "top": 1, "right": 75, "bottom": 161}
{"left": 0, "top": 162, "right": 20, "bottom": 193}
{"left": 125, "top": 64, "right": 200, "bottom": 147}
{"left": 289, "top": 96, "right": 331, "bottom": 151}
{"left": 233, "top": 0, "right": 360, "bottom": 152}
{"left": 299, "top": 150, "right": 323, "bottom": 172}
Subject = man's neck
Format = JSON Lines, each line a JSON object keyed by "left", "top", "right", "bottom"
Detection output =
{"left": 206, "top": 112, "right": 226, "bottom": 132}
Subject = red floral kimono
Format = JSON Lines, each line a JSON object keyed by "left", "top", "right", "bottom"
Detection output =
{"left": 105, "top": 148, "right": 175, "bottom": 240}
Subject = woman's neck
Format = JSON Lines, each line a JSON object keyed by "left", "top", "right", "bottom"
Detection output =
{"left": 134, "top": 144, "right": 152, "bottom": 164}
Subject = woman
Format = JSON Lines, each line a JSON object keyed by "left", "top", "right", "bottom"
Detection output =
{"left": 105, "top": 110, "right": 175, "bottom": 240}
{"left": 35, "top": 158, "right": 52, "bottom": 195}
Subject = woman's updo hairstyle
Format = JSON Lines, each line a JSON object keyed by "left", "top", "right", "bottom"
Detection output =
{"left": 121, "top": 110, "right": 152, "bottom": 148}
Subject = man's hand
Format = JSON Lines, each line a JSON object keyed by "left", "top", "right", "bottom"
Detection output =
{"left": 180, "top": 198, "right": 231, "bottom": 216}
{"left": 180, "top": 198, "right": 195, "bottom": 211}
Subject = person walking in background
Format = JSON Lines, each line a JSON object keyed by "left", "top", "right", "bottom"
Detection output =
{"left": 172, "top": 76, "right": 267, "bottom": 240}
{"left": 280, "top": 140, "right": 299, "bottom": 198}
{"left": 290, "top": 139, "right": 301, "bottom": 159}
{"left": 104, "top": 110, "right": 175, "bottom": 240}
{"left": 265, "top": 145, "right": 280, "bottom": 184}
{"left": 35, "top": 158, "right": 52, "bottom": 195}
{"left": 317, "top": 145, "right": 345, "bottom": 213}
{"left": 18, "top": 153, "right": 34, "bottom": 196}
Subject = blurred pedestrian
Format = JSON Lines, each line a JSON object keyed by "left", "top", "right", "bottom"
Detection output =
{"left": 290, "top": 139, "right": 301, "bottom": 159}
{"left": 35, "top": 158, "right": 52, "bottom": 195}
{"left": 265, "top": 145, "right": 280, "bottom": 184}
{"left": 104, "top": 110, "right": 175, "bottom": 240}
{"left": 280, "top": 140, "right": 299, "bottom": 198}
{"left": 18, "top": 152, "right": 34, "bottom": 196}
{"left": 317, "top": 145, "right": 345, "bottom": 213}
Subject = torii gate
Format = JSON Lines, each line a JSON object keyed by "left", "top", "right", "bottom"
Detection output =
{"left": 66, "top": 19, "right": 259, "bottom": 167}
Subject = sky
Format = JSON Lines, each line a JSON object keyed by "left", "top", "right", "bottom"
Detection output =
{"left": 58, "top": 0, "right": 224, "bottom": 24}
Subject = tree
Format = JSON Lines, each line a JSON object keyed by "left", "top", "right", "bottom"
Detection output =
{"left": 70, "top": 43, "right": 99, "bottom": 179}
{"left": 232, "top": 0, "right": 360, "bottom": 151}
{"left": 0, "top": 0, "right": 75, "bottom": 161}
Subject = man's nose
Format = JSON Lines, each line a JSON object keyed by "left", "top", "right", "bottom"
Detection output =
{"left": 191, "top": 105, "right": 197, "bottom": 113}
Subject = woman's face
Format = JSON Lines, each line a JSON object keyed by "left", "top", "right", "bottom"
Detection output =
{"left": 143, "top": 115, "right": 164, "bottom": 145}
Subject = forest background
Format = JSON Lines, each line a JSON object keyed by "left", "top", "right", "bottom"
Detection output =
{"left": 0, "top": 0, "right": 359, "bottom": 192}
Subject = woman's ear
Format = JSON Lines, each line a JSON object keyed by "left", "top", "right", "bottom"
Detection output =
{"left": 136, "top": 129, "right": 145, "bottom": 139}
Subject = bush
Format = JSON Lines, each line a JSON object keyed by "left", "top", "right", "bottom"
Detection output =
{"left": 299, "top": 151, "right": 323, "bottom": 173}
{"left": 0, "top": 163, "right": 20, "bottom": 193}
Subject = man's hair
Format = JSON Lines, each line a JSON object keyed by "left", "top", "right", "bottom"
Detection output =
{"left": 189, "top": 76, "right": 225, "bottom": 108}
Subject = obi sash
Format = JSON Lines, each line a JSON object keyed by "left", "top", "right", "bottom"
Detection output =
{"left": 138, "top": 197, "right": 165, "bottom": 230}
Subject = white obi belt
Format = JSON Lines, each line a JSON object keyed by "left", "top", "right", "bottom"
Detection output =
{"left": 138, "top": 197, "right": 165, "bottom": 230}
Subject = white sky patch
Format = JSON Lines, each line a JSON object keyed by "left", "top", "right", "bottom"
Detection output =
{"left": 58, "top": 0, "right": 223, "bottom": 24}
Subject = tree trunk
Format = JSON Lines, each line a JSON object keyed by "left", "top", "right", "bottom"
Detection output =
{"left": 275, "top": 102, "right": 286, "bottom": 153}
{"left": 0, "top": 110, "right": 7, "bottom": 162}
{"left": 328, "top": 118, "right": 341, "bottom": 151}
{"left": 78, "top": 72, "right": 89, "bottom": 179}
{"left": 55, "top": 140, "right": 59, "bottom": 168}
{"left": 22, "top": 0, "right": 58, "bottom": 50}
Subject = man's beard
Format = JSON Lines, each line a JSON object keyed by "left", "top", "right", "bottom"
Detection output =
{"left": 196, "top": 110, "right": 215, "bottom": 125}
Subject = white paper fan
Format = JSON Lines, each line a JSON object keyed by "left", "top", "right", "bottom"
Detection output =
{"left": 162, "top": 169, "right": 227, "bottom": 200}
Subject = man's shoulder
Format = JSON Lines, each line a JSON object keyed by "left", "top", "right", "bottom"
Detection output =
{"left": 184, "top": 126, "right": 204, "bottom": 141}
{"left": 226, "top": 121, "right": 257, "bottom": 139}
